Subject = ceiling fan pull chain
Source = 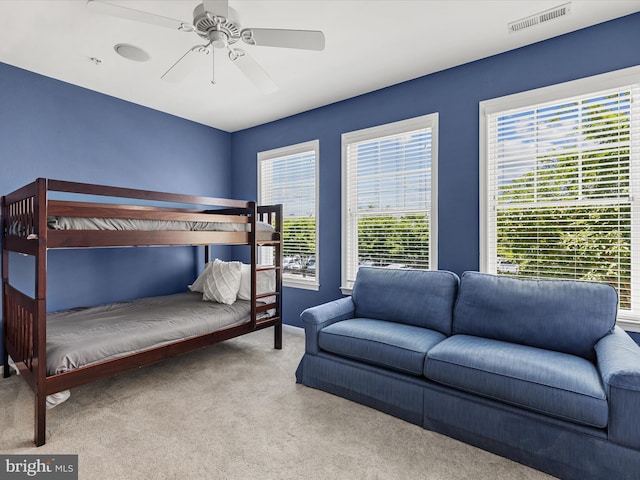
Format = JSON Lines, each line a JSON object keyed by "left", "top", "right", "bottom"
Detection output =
{"left": 211, "top": 47, "right": 216, "bottom": 85}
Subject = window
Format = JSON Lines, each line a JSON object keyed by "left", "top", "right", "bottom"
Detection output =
{"left": 481, "top": 67, "right": 640, "bottom": 327}
{"left": 258, "top": 140, "right": 319, "bottom": 290}
{"left": 341, "top": 114, "right": 438, "bottom": 291}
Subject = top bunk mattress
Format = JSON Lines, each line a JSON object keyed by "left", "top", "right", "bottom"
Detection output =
{"left": 46, "top": 292, "right": 262, "bottom": 376}
{"left": 47, "top": 216, "right": 274, "bottom": 232}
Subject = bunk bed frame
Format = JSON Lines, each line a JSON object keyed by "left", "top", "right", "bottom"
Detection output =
{"left": 1, "top": 178, "right": 283, "bottom": 446}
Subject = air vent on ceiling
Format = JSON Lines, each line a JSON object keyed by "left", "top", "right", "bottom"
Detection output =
{"left": 508, "top": 2, "right": 572, "bottom": 33}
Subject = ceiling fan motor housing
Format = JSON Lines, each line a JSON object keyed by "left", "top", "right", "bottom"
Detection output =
{"left": 192, "top": 3, "right": 240, "bottom": 47}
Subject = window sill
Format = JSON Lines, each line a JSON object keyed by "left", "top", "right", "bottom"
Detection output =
{"left": 284, "top": 278, "right": 319, "bottom": 291}
{"left": 616, "top": 317, "right": 640, "bottom": 333}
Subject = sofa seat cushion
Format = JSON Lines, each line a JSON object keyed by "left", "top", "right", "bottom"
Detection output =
{"left": 425, "top": 335, "right": 608, "bottom": 428}
{"left": 319, "top": 318, "right": 446, "bottom": 376}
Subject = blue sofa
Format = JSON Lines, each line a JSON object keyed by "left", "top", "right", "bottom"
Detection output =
{"left": 295, "top": 268, "right": 640, "bottom": 480}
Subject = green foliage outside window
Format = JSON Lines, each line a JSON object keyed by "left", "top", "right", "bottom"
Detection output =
{"left": 495, "top": 93, "right": 631, "bottom": 308}
{"left": 357, "top": 214, "right": 429, "bottom": 268}
{"left": 283, "top": 214, "right": 430, "bottom": 272}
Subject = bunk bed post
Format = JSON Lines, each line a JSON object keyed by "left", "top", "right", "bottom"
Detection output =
{"left": 2, "top": 194, "right": 10, "bottom": 378}
{"left": 33, "top": 178, "right": 48, "bottom": 446}
{"left": 273, "top": 204, "right": 283, "bottom": 350}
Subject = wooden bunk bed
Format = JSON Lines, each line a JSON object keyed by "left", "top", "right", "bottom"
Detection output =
{"left": 1, "top": 178, "right": 283, "bottom": 446}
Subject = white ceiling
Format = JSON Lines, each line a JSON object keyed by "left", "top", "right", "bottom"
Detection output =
{"left": 1, "top": 0, "right": 639, "bottom": 132}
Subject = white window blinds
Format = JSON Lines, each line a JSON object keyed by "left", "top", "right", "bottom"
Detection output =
{"left": 484, "top": 81, "right": 640, "bottom": 317}
{"left": 258, "top": 140, "right": 319, "bottom": 289}
{"left": 342, "top": 114, "right": 438, "bottom": 290}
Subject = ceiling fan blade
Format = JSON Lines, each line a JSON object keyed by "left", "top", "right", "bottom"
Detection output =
{"left": 87, "top": 0, "right": 193, "bottom": 32}
{"left": 202, "top": 0, "right": 229, "bottom": 19}
{"left": 241, "top": 28, "right": 325, "bottom": 51}
{"left": 229, "top": 49, "right": 277, "bottom": 93}
{"left": 161, "top": 45, "right": 210, "bottom": 83}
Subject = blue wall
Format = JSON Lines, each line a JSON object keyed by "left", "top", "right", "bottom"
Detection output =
{"left": 0, "top": 63, "right": 232, "bottom": 358}
{"left": 230, "top": 13, "right": 640, "bottom": 328}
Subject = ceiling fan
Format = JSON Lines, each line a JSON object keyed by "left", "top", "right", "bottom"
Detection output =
{"left": 87, "top": 0, "right": 326, "bottom": 93}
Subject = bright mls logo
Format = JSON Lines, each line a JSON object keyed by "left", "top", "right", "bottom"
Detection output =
{"left": 0, "top": 455, "right": 77, "bottom": 480}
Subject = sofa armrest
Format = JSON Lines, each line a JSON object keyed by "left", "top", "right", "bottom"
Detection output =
{"left": 595, "top": 326, "right": 640, "bottom": 449}
{"left": 301, "top": 297, "right": 355, "bottom": 355}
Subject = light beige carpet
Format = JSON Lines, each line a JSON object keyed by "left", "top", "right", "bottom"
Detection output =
{"left": 1, "top": 327, "right": 554, "bottom": 479}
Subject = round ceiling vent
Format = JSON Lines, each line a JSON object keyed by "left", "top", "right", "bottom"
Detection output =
{"left": 113, "top": 43, "right": 150, "bottom": 62}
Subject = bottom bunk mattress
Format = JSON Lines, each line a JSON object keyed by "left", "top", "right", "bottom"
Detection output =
{"left": 46, "top": 292, "right": 264, "bottom": 376}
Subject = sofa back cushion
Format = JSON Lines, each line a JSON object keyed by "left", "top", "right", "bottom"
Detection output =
{"left": 352, "top": 267, "right": 459, "bottom": 335}
{"left": 453, "top": 271, "right": 618, "bottom": 361}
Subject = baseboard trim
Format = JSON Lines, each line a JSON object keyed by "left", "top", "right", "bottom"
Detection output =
{"left": 283, "top": 324, "right": 304, "bottom": 337}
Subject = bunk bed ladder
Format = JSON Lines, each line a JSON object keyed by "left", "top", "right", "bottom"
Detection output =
{"left": 249, "top": 201, "right": 258, "bottom": 330}
{"left": 255, "top": 203, "right": 283, "bottom": 350}
{"left": 273, "top": 203, "right": 283, "bottom": 349}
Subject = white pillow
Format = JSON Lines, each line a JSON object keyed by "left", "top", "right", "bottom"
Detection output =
{"left": 237, "top": 263, "right": 276, "bottom": 300}
{"left": 203, "top": 259, "right": 243, "bottom": 305}
{"left": 189, "top": 262, "right": 213, "bottom": 293}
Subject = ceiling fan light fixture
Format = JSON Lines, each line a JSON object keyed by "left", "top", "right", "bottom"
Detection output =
{"left": 209, "top": 30, "right": 229, "bottom": 48}
{"left": 113, "top": 43, "right": 151, "bottom": 62}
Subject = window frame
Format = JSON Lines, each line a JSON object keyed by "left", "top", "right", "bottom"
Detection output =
{"left": 258, "top": 140, "right": 320, "bottom": 291}
{"left": 480, "top": 66, "right": 640, "bottom": 331}
{"left": 341, "top": 113, "right": 439, "bottom": 293}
